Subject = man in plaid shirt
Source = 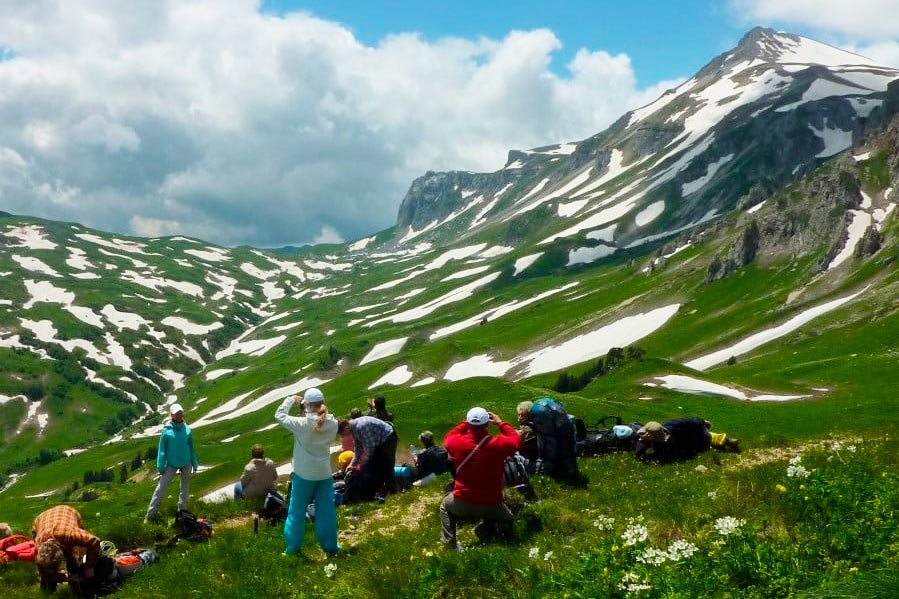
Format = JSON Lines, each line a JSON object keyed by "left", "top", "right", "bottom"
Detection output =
{"left": 32, "top": 505, "right": 101, "bottom": 592}
{"left": 338, "top": 415, "right": 397, "bottom": 501}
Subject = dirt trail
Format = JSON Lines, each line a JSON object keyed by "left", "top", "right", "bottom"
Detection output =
{"left": 339, "top": 492, "right": 436, "bottom": 546}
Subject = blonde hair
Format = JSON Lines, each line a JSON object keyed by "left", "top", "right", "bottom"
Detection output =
{"left": 311, "top": 403, "right": 329, "bottom": 431}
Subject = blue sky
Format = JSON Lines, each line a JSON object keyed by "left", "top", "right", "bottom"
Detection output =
{"left": 261, "top": 1, "right": 747, "bottom": 86}
{"left": 0, "top": 1, "right": 896, "bottom": 246}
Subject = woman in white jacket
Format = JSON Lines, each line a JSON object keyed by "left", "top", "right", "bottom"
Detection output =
{"left": 275, "top": 387, "right": 339, "bottom": 555}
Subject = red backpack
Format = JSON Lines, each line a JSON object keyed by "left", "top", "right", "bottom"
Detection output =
{"left": 0, "top": 535, "right": 35, "bottom": 562}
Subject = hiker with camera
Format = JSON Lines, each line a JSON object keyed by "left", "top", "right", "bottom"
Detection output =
{"left": 145, "top": 403, "right": 199, "bottom": 523}
{"left": 441, "top": 407, "right": 520, "bottom": 550}
{"left": 366, "top": 393, "right": 394, "bottom": 423}
{"left": 275, "top": 388, "right": 340, "bottom": 556}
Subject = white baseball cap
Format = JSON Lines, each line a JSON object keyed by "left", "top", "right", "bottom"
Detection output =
{"left": 466, "top": 406, "right": 489, "bottom": 426}
{"left": 301, "top": 388, "right": 324, "bottom": 404}
{"left": 169, "top": 403, "right": 184, "bottom": 415}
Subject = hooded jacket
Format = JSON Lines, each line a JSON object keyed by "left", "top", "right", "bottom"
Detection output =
{"left": 156, "top": 420, "right": 199, "bottom": 471}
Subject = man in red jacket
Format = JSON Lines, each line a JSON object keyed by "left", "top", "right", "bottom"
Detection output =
{"left": 441, "top": 406, "right": 520, "bottom": 549}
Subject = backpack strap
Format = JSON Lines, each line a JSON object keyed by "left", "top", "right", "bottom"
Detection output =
{"left": 455, "top": 435, "right": 489, "bottom": 474}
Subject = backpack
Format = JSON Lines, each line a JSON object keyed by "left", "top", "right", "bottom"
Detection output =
{"left": 114, "top": 548, "right": 159, "bottom": 577}
{"left": 4, "top": 538, "right": 36, "bottom": 561}
{"left": 175, "top": 509, "right": 213, "bottom": 542}
{"left": 503, "top": 453, "right": 530, "bottom": 490}
{"left": 0, "top": 534, "right": 31, "bottom": 563}
{"left": 259, "top": 489, "right": 288, "bottom": 523}
{"left": 529, "top": 397, "right": 579, "bottom": 479}
{"left": 70, "top": 555, "right": 122, "bottom": 597}
{"left": 576, "top": 416, "right": 642, "bottom": 456}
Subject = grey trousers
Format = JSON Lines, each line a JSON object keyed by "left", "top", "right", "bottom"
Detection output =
{"left": 146, "top": 465, "right": 191, "bottom": 518}
{"left": 440, "top": 493, "right": 513, "bottom": 546}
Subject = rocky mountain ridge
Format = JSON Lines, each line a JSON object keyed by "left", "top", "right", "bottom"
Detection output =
{"left": 392, "top": 28, "right": 899, "bottom": 255}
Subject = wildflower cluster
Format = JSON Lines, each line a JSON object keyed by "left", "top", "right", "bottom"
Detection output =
{"left": 592, "top": 514, "right": 615, "bottom": 531}
{"left": 622, "top": 516, "right": 648, "bottom": 546}
{"left": 635, "top": 539, "right": 699, "bottom": 566}
{"left": 666, "top": 539, "right": 699, "bottom": 561}
{"left": 713, "top": 516, "right": 745, "bottom": 536}
{"left": 636, "top": 547, "right": 668, "bottom": 565}
{"left": 323, "top": 563, "right": 337, "bottom": 579}
{"left": 617, "top": 572, "right": 652, "bottom": 595}
{"left": 828, "top": 441, "right": 856, "bottom": 453}
{"left": 786, "top": 455, "right": 811, "bottom": 479}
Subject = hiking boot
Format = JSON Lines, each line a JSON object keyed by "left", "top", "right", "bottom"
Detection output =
{"left": 724, "top": 438, "right": 741, "bottom": 453}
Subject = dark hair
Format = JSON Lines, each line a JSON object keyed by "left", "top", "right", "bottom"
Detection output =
{"left": 349, "top": 408, "right": 362, "bottom": 419}
{"left": 372, "top": 395, "right": 386, "bottom": 410}
{"left": 337, "top": 418, "right": 349, "bottom": 435}
{"left": 251, "top": 444, "right": 264, "bottom": 459}
{"left": 419, "top": 431, "right": 434, "bottom": 447}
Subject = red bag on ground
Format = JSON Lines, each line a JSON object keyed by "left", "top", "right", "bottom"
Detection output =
{"left": 4, "top": 538, "right": 36, "bottom": 561}
{"left": 0, "top": 534, "right": 30, "bottom": 562}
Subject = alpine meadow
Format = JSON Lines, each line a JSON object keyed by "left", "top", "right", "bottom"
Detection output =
{"left": 1, "top": 26, "right": 898, "bottom": 599}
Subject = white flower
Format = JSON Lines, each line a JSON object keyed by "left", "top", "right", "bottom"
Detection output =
{"left": 323, "top": 563, "right": 337, "bottom": 578}
{"left": 622, "top": 523, "right": 649, "bottom": 546}
{"left": 617, "top": 573, "right": 652, "bottom": 594}
{"left": 424, "top": 550, "right": 433, "bottom": 557}
{"left": 528, "top": 547, "right": 540, "bottom": 560}
{"left": 789, "top": 455, "right": 802, "bottom": 465}
{"left": 667, "top": 539, "right": 699, "bottom": 561}
{"left": 636, "top": 547, "right": 668, "bottom": 565}
{"left": 829, "top": 441, "right": 844, "bottom": 452}
{"left": 787, "top": 464, "right": 811, "bottom": 479}
{"left": 593, "top": 515, "right": 615, "bottom": 531}
{"left": 714, "top": 516, "right": 745, "bottom": 536}
{"left": 846, "top": 444, "right": 857, "bottom": 452}
{"left": 707, "top": 491, "right": 717, "bottom": 500}
{"left": 543, "top": 551, "right": 554, "bottom": 561}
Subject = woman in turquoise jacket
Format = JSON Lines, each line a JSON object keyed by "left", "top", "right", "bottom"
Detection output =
{"left": 145, "top": 403, "right": 199, "bottom": 521}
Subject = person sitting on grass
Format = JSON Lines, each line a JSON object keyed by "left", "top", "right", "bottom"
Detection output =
{"left": 635, "top": 417, "right": 739, "bottom": 464}
{"left": 412, "top": 430, "right": 451, "bottom": 483}
{"left": 234, "top": 444, "right": 279, "bottom": 499}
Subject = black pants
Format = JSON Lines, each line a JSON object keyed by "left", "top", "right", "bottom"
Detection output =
{"left": 349, "top": 431, "right": 398, "bottom": 501}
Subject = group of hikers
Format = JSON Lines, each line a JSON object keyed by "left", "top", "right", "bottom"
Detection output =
{"left": 7, "top": 389, "right": 742, "bottom": 592}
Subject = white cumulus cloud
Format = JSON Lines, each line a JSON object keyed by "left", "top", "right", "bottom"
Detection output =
{"left": 0, "top": 0, "right": 683, "bottom": 247}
